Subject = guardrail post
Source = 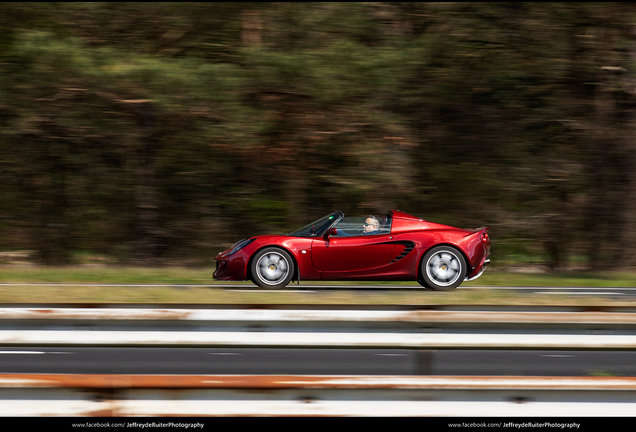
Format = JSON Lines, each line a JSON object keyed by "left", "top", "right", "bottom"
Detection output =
{"left": 415, "top": 350, "right": 434, "bottom": 375}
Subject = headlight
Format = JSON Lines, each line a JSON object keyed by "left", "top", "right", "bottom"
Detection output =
{"left": 224, "top": 238, "right": 257, "bottom": 257}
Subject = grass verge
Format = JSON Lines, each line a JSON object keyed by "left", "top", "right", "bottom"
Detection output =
{"left": 0, "top": 265, "right": 634, "bottom": 306}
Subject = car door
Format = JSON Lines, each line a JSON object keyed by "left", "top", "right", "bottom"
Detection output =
{"left": 311, "top": 233, "right": 396, "bottom": 272}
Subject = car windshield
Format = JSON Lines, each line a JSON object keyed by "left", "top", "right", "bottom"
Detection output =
{"left": 285, "top": 212, "right": 339, "bottom": 237}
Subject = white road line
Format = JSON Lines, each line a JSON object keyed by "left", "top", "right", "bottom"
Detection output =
{"left": 0, "top": 351, "right": 74, "bottom": 355}
{"left": 208, "top": 353, "right": 243, "bottom": 356}
{"left": 468, "top": 286, "right": 636, "bottom": 290}
{"left": 535, "top": 292, "right": 625, "bottom": 296}
{"left": 539, "top": 354, "right": 576, "bottom": 358}
{"left": 228, "top": 290, "right": 317, "bottom": 293}
{"left": 374, "top": 353, "right": 408, "bottom": 357}
{"left": 1, "top": 282, "right": 636, "bottom": 290}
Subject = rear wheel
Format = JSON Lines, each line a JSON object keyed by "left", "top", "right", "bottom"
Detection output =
{"left": 251, "top": 247, "right": 295, "bottom": 288}
{"left": 420, "top": 246, "right": 467, "bottom": 291}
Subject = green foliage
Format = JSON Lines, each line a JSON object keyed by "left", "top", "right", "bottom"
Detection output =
{"left": 1, "top": 3, "right": 636, "bottom": 268}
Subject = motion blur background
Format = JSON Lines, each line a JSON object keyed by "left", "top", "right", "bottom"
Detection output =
{"left": 1, "top": 2, "right": 635, "bottom": 270}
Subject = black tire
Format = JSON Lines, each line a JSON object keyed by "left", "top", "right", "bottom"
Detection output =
{"left": 420, "top": 246, "right": 467, "bottom": 291}
{"left": 416, "top": 279, "right": 434, "bottom": 290}
{"left": 250, "top": 247, "right": 295, "bottom": 288}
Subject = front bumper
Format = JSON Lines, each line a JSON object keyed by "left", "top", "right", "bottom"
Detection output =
{"left": 213, "top": 250, "right": 250, "bottom": 281}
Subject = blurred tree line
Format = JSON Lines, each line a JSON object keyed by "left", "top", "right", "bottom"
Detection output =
{"left": 1, "top": 2, "right": 636, "bottom": 269}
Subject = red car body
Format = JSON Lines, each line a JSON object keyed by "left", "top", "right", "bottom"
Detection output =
{"left": 213, "top": 210, "right": 490, "bottom": 290}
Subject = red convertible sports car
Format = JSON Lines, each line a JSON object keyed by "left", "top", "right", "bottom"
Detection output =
{"left": 213, "top": 210, "right": 490, "bottom": 291}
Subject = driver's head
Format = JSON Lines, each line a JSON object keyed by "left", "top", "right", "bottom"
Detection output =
{"left": 363, "top": 216, "right": 380, "bottom": 233}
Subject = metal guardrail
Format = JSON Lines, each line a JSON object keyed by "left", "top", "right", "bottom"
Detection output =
{"left": 0, "top": 306, "right": 636, "bottom": 349}
{"left": 2, "top": 306, "right": 636, "bottom": 323}
{"left": 1, "top": 374, "right": 636, "bottom": 416}
{"left": 1, "top": 306, "right": 636, "bottom": 416}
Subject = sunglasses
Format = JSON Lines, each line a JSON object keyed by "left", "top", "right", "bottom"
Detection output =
{"left": 363, "top": 218, "right": 378, "bottom": 227}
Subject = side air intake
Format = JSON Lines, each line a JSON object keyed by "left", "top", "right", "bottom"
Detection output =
{"left": 390, "top": 241, "right": 415, "bottom": 263}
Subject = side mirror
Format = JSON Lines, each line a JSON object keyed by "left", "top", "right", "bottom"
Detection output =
{"left": 324, "top": 228, "right": 338, "bottom": 238}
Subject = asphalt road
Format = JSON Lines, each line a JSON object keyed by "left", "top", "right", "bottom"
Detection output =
{"left": 4, "top": 283, "right": 636, "bottom": 297}
{"left": 200, "top": 284, "right": 636, "bottom": 298}
{"left": 1, "top": 347, "right": 635, "bottom": 376}
{"left": 228, "top": 284, "right": 636, "bottom": 297}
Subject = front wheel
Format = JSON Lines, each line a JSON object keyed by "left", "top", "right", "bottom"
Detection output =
{"left": 420, "top": 246, "right": 467, "bottom": 291}
{"left": 250, "top": 247, "right": 295, "bottom": 288}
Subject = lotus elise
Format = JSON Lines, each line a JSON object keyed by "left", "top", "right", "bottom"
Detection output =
{"left": 213, "top": 210, "right": 490, "bottom": 290}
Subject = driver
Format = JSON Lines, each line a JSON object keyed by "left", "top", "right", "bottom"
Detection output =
{"left": 362, "top": 216, "right": 381, "bottom": 235}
